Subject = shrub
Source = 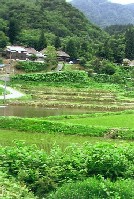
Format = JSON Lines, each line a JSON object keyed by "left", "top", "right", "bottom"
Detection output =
{"left": 12, "top": 71, "right": 89, "bottom": 84}
{"left": 1, "top": 143, "right": 134, "bottom": 191}
{"left": 0, "top": 142, "right": 48, "bottom": 197}
{"left": 15, "top": 61, "right": 47, "bottom": 72}
{"left": 0, "top": 116, "right": 108, "bottom": 137}
{"left": 47, "top": 178, "right": 134, "bottom": 199}
{"left": 0, "top": 116, "right": 133, "bottom": 140}
{"left": 0, "top": 171, "right": 36, "bottom": 199}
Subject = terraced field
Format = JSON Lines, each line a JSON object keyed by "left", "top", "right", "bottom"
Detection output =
{"left": 10, "top": 85, "right": 134, "bottom": 112}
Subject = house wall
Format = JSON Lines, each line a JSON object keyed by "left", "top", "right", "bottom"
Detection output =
{"left": 6, "top": 51, "right": 27, "bottom": 60}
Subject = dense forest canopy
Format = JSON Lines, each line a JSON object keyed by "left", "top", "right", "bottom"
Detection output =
{"left": 0, "top": 0, "right": 109, "bottom": 62}
{"left": 0, "top": 0, "right": 105, "bottom": 44}
{"left": 105, "top": 24, "right": 134, "bottom": 36}
{"left": 71, "top": 0, "right": 134, "bottom": 28}
{"left": 0, "top": 0, "right": 133, "bottom": 69}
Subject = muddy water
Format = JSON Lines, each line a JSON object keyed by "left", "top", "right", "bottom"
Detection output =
{"left": 0, "top": 105, "right": 91, "bottom": 118}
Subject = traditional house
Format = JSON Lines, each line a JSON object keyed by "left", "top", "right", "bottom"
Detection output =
{"left": 123, "top": 59, "right": 134, "bottom": 67}
{"left": 25, "top": 47, "right": 41, "bottom": 61}
{"left": 5, "top": 46, "right": 45, "bottom": 61}
{"left": 40, "top": 49, "right": 70, "bottom": 62}
{"left": 5, "top": 46, "right": 70, "bottom": 62}
{"left": 57, "top": 50, "right": 70, "bottom": 61}
{"left": 5, "top": 46, "right": 27, "bottom": 60}
{"left": 25, "top": 47, "right": 38, "bottom": 57}
{"left": 40, "top": 48, "right": 47, "bottom": 56}
{"left": 35, "top": 52, "right": 45, "bottom": 62}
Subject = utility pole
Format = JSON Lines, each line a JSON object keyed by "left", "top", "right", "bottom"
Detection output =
{"left": 3, "top": 51, "right": 12, "bottom": 104}
{"left": 3, "top": 74, "right": 7, "bottom": 104}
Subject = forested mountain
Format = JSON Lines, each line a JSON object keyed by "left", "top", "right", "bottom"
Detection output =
{"left": 71, "top": 0, "right": 134, "bottom": 27}
{"left": 0, "top": 0, "right": 133, "bottom": 69}
{"left": 0, "top": 0, "right": 106, "bottom": 51}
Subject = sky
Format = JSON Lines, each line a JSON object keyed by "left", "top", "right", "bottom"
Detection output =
{"left": 67, "top": 0, "right": 134, "bottom": 4}
{"left": 110, "top": 0, "right": 134, "bottom": 4}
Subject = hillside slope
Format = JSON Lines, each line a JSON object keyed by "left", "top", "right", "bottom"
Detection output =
{"left": 71, "top": 0, "right": 134, "bottom": 27}
{"left": 0, "top": 0, "right": 106, "bottom": 48}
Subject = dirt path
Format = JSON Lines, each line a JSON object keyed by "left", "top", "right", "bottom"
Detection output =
{"left": 0, "top": 85, "right": 25, "bottom": 99}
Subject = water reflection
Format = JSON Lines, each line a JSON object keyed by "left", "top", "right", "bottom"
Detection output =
{"left": 0, "top": 105, "right": 90, "bottom": 118}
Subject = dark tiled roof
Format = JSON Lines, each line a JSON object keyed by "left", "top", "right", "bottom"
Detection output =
{"left": 40, "top": 49, "right": 70, "bottom": 58}
{"left": 57, "top": 50, "right": 70, "bottom": 57}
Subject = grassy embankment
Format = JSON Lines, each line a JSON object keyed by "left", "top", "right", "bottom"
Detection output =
{"left": 0, "top": 111, "right": 134, "bottom": 144}
{"left": 56, "top": 112, "right": 134, "bottom": 128}
{"left": 1, "top": 129, "right": 133, "bottom": 151}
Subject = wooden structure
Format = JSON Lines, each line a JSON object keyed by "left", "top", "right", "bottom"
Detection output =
{"left": 5, "top": 46, "right": 27, "bottom": 60}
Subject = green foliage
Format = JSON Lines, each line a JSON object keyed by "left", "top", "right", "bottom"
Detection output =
{"left": 125, "top": 27, "right": 134, "bottom": 60}
{"left": 0, "top": 0, "right": 105, "bottom": 50}
{"left": 92, "top": 65, "right": 133, "bottom": 85}
{"left": 86, "top": 59, "right": 116, "bottom": 75}
{"left": 12, "top": 71, "right": 89, "bottom": 83}
{"left": 18, "top": 29, "right": 39, "bottom": 49}
{"left": 0, "top": 171, "right": 36, "bottom": 199}
{"left": 8, "top": 18, "right": 20, "bottom": 44}
{"left": 0, "top": 87, "right": 5, "bottom": 95}
{"left": 0, "top": 116, "right": 108, "bottom": 137}
{"left": 54, "top": 36, "right": 61, "bottom": 49}
{"left": 1, "top": 142, "right": 134, "bottom": 197}
{"left": 98, "top": 36, "right": 125, "bottom": 63}
{"left": 15, "top": 61, "right": 47, "bottom": 72}
{"left": 48, "top": 178, "right": 134, "bottom": 199}
{"left": 29, "top": 54, "right": 38, "bottom": 61}
{"left": 72, "top": 0, "right": 134, "bottom": 27}
{"left": 93, "top": 73, "right": 130, "bottom": 85}
{"left": 0, "top": 115, "right": 133, "bottom": 140}
{"left": 0, "top": 142, "right": 48, "bottom": 197}
{"left": 37, "top": 29, "right": 47, "bottom": 51}
{"left": 1, "top": 0, "right": 130, "bottom": 68}
{"left": 66, "top": 38, "right": 78, "bottom": 59}
{"left": 59, "top": 112, "right": 134, "bottom": 129}
{"left": 0, "top": 18, "right": 8, "bottom": 32}
{"left": 45, "top": 46, "right": 58, "bottom": 71}
{"left": 0, "top": 58, "right": 3, "bottom": 64}
{"left": 105, "top": 24, "right": 134, "bottom": 35}
{"left": 101, "top": 60, "right": 116, "bottom": 75}
{"left": 0, "top": 31, "right": 8, "bottom": 50}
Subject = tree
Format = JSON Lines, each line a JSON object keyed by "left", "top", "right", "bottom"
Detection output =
{"left": 54, "top": 36, "right": 61, "bottom": 49}
{"left": 66, "top": 39, "right": 77, "bottom": 60}
{"left": 98, "top": 36, "right": 125, "bottom": 63}
{"left": 109, "top": 36, "right": 125, "bottom": 63}
{"left": 29, "top": 54, "right": 37, "bottom": 61}
{"left": 0, "top": 31, "right": 8, "bottom": 49}
{"left": 45, "top": 46, "right": 58, "bottom": 71}
{"left": 101, "top": 60, "right": 116, "bottom": 75}
{"left": 37, "top": 29, "right": 47, "bottom": 51}
{"left": 8, "top": 19, "right": 20, "bottom": 44}
{"left": 125, "top": 27, "right": 134, "bottom": 60}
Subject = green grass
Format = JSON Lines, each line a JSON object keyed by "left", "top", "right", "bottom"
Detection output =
{"left": 0, "top": 87, "right": 5, "bottom": 95}
{"left": 0, "top": 113, "right": 133, "bottom": 140}
{"left": 0, "top": 129, "right": 131, "bottom": 151}
{"left": 61, "top": 113, "right": 134, "bottom": 129}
